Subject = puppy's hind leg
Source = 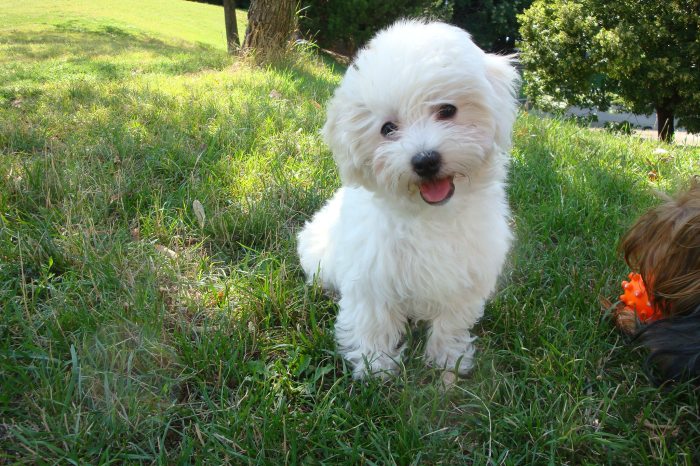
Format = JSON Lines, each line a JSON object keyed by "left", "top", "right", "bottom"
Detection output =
{"left": 297, "top": 192, "right": 345, "bottom": 289}
{"left": 335, "top": 290, "right": 406, "bottom": 379}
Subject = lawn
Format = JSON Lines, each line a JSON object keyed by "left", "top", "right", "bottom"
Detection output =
{"left": 1, "top": 1, "right": 699, "bottom": 464}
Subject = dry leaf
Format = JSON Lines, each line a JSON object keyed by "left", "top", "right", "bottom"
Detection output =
{"left": 193, "top": 199, "right": 205, "bottom": 228}
{"left": 440, "top": 370, "right": 457, "bottom": 389}
{"left": 155, "top": 244, "right": 178, "bottom": 259}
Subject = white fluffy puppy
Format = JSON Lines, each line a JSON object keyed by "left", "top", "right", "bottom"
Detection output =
{"left": 297, "top": 20, "right": 519, "bottom": 378}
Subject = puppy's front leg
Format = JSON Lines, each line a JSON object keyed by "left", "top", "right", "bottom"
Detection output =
{"left": 424, "top": 302, "right": 483, "bottom": 375}
{"left": 334, "top": 290, "right": 406, "bottom": 379}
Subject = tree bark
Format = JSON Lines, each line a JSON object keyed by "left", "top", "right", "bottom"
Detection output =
{"left": 223, "top": 0, "right": 239, "bottom": 54}
{"left": 243, "top": 0, "right": 296, "bottom": 56}
{"left": 656, "top": 105, "right": 675, "bottom": 142}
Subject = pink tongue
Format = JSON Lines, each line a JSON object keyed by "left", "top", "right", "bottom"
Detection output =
{"left": 419, "top": 178, "right": 453, "bottom": 203}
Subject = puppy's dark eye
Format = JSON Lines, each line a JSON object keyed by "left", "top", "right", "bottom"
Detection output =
{"left": 436, "top": 104, "right": 457, "bottom": 120}
{"left": 381, "top": 121, "right": 398, "bottom": 137}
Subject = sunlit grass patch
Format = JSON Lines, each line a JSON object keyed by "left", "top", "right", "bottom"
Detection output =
{"left": 0, "top": 0, "right": 246, "bottom": 49}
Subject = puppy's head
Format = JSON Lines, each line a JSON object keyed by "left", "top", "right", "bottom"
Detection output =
{"left": 323, "top": 20, "right": 520, "bottom": 206}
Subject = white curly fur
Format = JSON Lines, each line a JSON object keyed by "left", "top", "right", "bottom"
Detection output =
{"left": 297, "top": 20, "right": 520, "bottom": 378}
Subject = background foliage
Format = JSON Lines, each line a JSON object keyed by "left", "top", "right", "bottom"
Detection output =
{"left": 299, "top": 0, "right": 452, "bottom": 54}
{"left": 451, "top": 0, "right": 532, "bottom": 53}
{"left": 188, "top": 0, "right": 532, "bottom": 55}
{"left": 519, "top": 0, "right": 700, "bottom": 140}
{"left": 298, "top": 0, "right": 531, "bottom": 54}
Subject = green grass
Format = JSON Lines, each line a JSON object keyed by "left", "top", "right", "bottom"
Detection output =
{"left": 0, "top": 0, "right": 247, "bottom": 49}
{"left": 2, "top": 1, "right": 700, "bottom": 464}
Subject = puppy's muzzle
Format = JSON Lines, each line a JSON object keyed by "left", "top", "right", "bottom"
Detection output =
{"left": 411, "top": 150, "right": 442, "bottom": 178}
{"left": 412, "top": 151, "right": 455, "bottom": 205}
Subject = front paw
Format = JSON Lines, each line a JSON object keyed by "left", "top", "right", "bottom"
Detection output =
{"left": 425, "top": 340, "right": 476, "bottom": 375}
{"left": 346, "top": 350, "right": 400, "bottom": 379}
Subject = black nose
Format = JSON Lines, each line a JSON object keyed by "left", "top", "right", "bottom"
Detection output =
{"left": 411, "top": 150, "right": 442, "bottom": 178}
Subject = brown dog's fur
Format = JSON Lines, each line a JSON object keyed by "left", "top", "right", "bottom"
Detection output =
{"left": 617, "top": 178, "right": 700, "bottom": 382}
{"left": 621, "top": 179, "right": 700, "bottom": 317}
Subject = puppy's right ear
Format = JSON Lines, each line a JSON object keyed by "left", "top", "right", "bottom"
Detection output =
{"left": 322, "top": 96, "right": 367, "bottom": 187}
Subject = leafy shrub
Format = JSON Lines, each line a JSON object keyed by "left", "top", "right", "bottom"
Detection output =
{"left": 519, "top": 0, "right": 700, "bottom": 141}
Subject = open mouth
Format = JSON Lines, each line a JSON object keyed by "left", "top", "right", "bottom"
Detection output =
{"left": 419, "top": 176, "right": 455, "bottom": 205}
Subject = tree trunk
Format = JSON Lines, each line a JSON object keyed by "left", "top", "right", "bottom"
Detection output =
{"left": 243, "top": 0, "right": 296, "bottom": 56}
{"left": 656, "top": 105, "right": 675, "bottom": 142}
{"left": 223, "top": 0, "right": 239, "bottom": 53}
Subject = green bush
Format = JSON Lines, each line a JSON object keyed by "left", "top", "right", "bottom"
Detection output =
{"left": 519, "top": 0, "right": 700, "bottom": 142}
{"left": 299, "top": 0, "right": 452, "bottom": 55}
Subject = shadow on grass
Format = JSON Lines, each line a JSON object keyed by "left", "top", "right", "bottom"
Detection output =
{"left": 468, "top": 117, "right": 700, "bottom": 463}
{"left": 495, "top": 118, "right": 655, "bottom": 335}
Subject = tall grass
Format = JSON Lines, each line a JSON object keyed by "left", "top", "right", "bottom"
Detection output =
{"left": 1, "top": 1, "right": 699, "bottom": 463}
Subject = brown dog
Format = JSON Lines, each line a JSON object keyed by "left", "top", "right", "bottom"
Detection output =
{"left": 613, "top": 178, "right": 700, "bottom": 382}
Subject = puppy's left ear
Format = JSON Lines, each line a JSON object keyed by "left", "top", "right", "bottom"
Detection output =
{"left": 483, "top": 54, "right": 520, "bottom": 149}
